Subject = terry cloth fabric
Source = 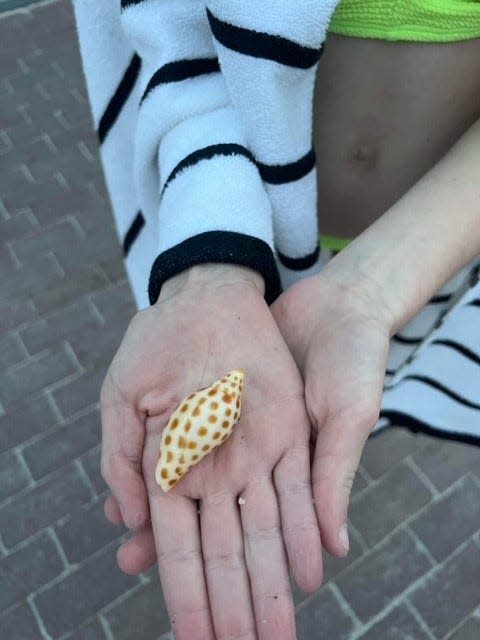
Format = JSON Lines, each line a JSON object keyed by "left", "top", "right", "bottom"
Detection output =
{"left": 72, "top": 0, "right": 341, "bottom": 306}
{"left": 72, "top": 2, "right": 480, "bottom": 445}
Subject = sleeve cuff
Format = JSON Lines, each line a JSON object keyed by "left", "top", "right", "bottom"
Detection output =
{"left": 148, "top": 230, "right": 282, "bottom": 305}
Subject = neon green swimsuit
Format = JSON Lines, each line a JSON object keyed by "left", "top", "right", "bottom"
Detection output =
{"left": 328, "top": 0, "right": 480, "bottom": 42}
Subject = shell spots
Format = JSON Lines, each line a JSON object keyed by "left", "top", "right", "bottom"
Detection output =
{"left": 178, "top": 436, "right": 187, "bottom": 449}
{"left": 210, "top": 401, "right": 219, "bottom": 410}
{"left": 225, "top": 408, "right": 232, "bottom": 417}
{"left": 180, "top": 403, "right": 189, "bottom": 413}
{"left": 199, "top": 397, "right": 206, "bottom": 405}
{"left": 192, "top": 454, "right": 199, "bottom": 461}
{"left": 168, "top": 479, "right": 176, "bottom": 487}
{"left": 202, "top": 444, "right": 210, "bottom": 452}
{"left": 165, "top": 435, "right": 172, "bottom": 446}
{"left": 213, "top": 432, "right": 221, "bottom": 440}
{"left": 166, "top": 451, "right": 174, "bottom": 463}
{"left": 198, "top": 427, "right": 208, "bottom": 437}
{"left": 184, "top": 421, "right": 192, "bottom": 433}
{"left": 234, "top": 411, "right": 239, "bottom": 420}
{"left": 179, "top": 455, "right": 185, "bottom": 465}
{"left": 171, "top": 418, "right": 179, "bottom": 430}
{"left": 192, "top": 407, "right": 201, "bottom": 417}
{"left": 222, "top": 420, "right": 229, "bottom": 428}
{"left": 208, "top": 388, "right": 218, "bottom": 396}
{"left": 230, "top": 382, "right": 236, "bottom": 388}
{"left": 187, "top": 393, "right": 195, "bottom": 400}
{"left": 236, "top": 399, "right": 240, "bottom": 409}
{"left": 221, "top": 433, "right": 228, "bottom": 441}
{"left": 161, "top": 468, "right": 168, "bottom": 479}
{"left": 208, "top": 414, "right": 217, "bottom": 424}
{"left": 222, "top": 393, "right": 233, "bottom": 404}
{"left": 175, "top": 466, "right": 183, "bottom": 475}
{"left": 221, "top": 377, "right": 228, "bottom": 384}
{"left": 188, "top": 441, "right": 197, "bottom": 450}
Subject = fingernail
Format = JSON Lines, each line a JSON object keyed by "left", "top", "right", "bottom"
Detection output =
{"left": 339, "top": 524, "right": 349, "bottom": 554}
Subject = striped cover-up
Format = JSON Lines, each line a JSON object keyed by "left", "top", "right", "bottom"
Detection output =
{"left": 72, "top": 0, "right": 480, "bottom": 444}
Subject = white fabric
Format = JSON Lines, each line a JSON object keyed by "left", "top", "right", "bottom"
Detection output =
{"left": 72, "top": 0, "right": 480, "bottom": 443}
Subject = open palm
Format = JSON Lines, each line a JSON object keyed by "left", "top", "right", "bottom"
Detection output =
{"left": 101, "top": 275, "right": 322, "bottom": 640}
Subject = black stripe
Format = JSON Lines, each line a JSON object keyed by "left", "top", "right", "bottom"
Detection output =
{"left": 98, "top": 54, "right": 141, "bottom": 145}
{"left": 385, "top": 368, "right": 396, "bottom": 376}
{"left": 162, "top": 144, "right": 256, "bottom": 196}
{"left": 148, "top": 231, "right": 282, "bottom": 306}
{"left": 396, "top": 374, "right": 480, "bottom": 410}
{"left": 141, "top": 58, "right": 220, "bottom": 103}
{"left": 431, "top": 339, "right": 480, "bottom": 366}
{"left": 467, "top": 298, "right": 480, "bottom": 307}
{"left": 123, "top": 211, "right": 145, "bottom": 256}
{"left": 374, "top": 416, "right": 480, "bottom": 447}
{"left": 257, "top": 149, "right": 316, "bottom": 185}
{"left": 429, "top": 292, "right": 453, "bottom": 304}
{"left": 121, "top": 0, "right": 144, "bottom": 8}
{"left": 206, "top": 8, "right": 323, "bottom": 69}
{"left": 277, "top": 245, "right": 320, "bottom": 271}
{"left": 392, "top": 334, "right": 423, "bottom": 345}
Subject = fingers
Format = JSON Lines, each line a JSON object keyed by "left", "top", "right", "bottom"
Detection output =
{"left": 104, "top": 494, "right": 123, "bottom": 526}
{"left": 101, "top": 393, "right": 149, "bottom": 530}
{"left": 200, "top": 492, "right": 256, "bottom": 640}
{"left": 117, "top": 525, "right": 158, "bottom": 575}
{"left": 241, "top": 479, "right": 297, "bottom": 640}
{"left": 273, "top": 445, "right": 323, "bottom": 593}
{"left": 149, "top": 493, "right": 215, "bottom": 640}
{"left": 311, "top": 412, "right": 373, "bottom": 558}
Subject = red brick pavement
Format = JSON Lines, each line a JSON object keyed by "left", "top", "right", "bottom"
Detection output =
{"left": 1, "top": 2, "right": 479, "bottom": 639}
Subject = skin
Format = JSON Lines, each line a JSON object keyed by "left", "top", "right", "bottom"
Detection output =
{"left": 102, "top": 34, "right": 480, "bottom": 638}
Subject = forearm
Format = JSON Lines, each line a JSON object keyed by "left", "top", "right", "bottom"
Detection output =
{"left": 323, "top": 116, "right": 480, "bottom": 335}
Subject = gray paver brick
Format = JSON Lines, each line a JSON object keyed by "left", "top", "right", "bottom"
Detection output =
{"left": 446, "top": 615, "right": 480, "bottom": 640}
{"left": 33, "top": 543, "right": 139, "bottom": 639}
{"left": 64, "top": 617, "right": 108, "bottom": 640}
{"left": 104, "top": 577, "right": 170, "bottom": 640}
{"left": 20, "top": 298, "right": 102, "bottom": 355}
{"left": 79, "top": 446, "right": 108, "bottom": 497}
{"left": 410, "top": 541, "right": 480, "bottom": 639}
{"left": 55, "top": 498, "right": 125, "bottom": 565}
{"left": 22, "top": 406, "right": 101, "bottom": 480}
{"left": 0, "top": 602, "right": 41, "bottom": 640}
{"left": 349, "top": 462, "right": 433, "bottom": 547}
{"left": 0, "top": 347, "right": 78, "bottom": 408}
{"left": 0, "top": 531, "right": 64, "bottom": 612}
{"left": 52, "top": 366, "right": 106, "bottom": 418}
{"left": 356, "top": 603, "right": 431, "bottom": 640}
{"left": 413, "top": 439, "right": 480, "bottom": 491}
{"left": 410, "top": 476, "right": 480, "bottom": 561}
{"left": 361, "top": 428, "right": 426, "bottom": 479}
{"left": 0, "top": 463, "right": 91, "bottom": 548}
{"left": 296, "top": 586, "right": 357, "bottom": 640}
{"left": 0, "top": 332, "right": 27, "bottom": 369}
{"left": 336, "top": 529, "right": 433, "bottom": 623}
{"left": 0, "top": 393, "right": 57, "bottom": 453}
{"left": 0, "top": 450, "right": 30, "bottom": 503}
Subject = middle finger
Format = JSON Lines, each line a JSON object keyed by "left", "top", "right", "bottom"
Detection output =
{"left": 201, "top": 491, "right": 256, "bottom": 639}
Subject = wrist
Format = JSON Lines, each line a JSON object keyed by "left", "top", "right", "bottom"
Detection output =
{"left": 158, "top": 263, "right": 266, "bottom": 301}
{"left": 319, "top": 250, "right": 398, "bottom": 337}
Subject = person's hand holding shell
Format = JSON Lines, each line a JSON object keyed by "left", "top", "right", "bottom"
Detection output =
{"left": 100, "top": 264, "right": 321, "bottom": 640}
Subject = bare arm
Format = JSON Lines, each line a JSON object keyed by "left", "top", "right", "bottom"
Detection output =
{"left": 324, "top": 116, "right": 480, "bottom": 334}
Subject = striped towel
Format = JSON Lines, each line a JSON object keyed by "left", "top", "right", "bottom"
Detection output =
{"left": 72, "top": 1, "right": 480, "bottom": 445}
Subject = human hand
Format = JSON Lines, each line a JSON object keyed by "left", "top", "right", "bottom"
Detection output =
{"left": 270, "top": 269, "right": 393, "bottom": 557}
{"left": 100, "top": 264, "right": 322, "bottom": 639}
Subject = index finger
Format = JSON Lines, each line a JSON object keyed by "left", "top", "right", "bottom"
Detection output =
{"left": 149, "top": 492, "right": 215, "bottom": 640}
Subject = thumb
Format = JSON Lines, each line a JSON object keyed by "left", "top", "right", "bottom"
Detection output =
{"left": 311, "top": 408, "right": 378, "bottom": 557}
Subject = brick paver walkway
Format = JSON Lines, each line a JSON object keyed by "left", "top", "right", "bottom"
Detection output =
{"left": 1, "top": 1, "right": 480, "bottom": 639}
